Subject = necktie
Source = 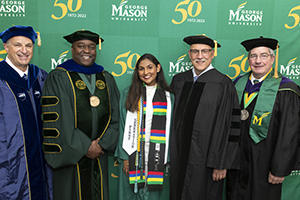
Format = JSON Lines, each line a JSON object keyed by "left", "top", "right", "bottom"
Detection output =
{"left": 194, "top": 75, "right": 199, "bottom": 82}
{"left": 22, "top": 74, "right": 30, "bottom": 88}
{"left": 22, "top": 74, "right": 28, "bottom": 80}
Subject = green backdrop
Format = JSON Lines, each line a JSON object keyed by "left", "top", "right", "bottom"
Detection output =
{"left": 1, "top": 0, "right": 299, "bottom": 199}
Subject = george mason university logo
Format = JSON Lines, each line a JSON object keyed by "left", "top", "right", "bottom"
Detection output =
{"left": 228, "top": 2, "right": 263, "bottom": 26}
{"left": 280, "top": 57, "right": 300, "bottom": 80}
{"left": 168, "top": 54, "right": 192, "bottom": 77}
{"left": 252, "top": 112, "right": 271, "bottom": 126}
{"left": 51, "top": 50, "right": 70, "bottom": 70}
{"left": 111, "top": 0, "right": 148, "bottom": 22}
{"left": 0, "top": 0, "right": 25, "bottom": 17}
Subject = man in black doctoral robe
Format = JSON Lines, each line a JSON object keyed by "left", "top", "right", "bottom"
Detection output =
{"left": 226, "top": 37, "right": 300, "bottom": 200}
{"left": 170, "top": 35, "right": 241, "bottom": 200}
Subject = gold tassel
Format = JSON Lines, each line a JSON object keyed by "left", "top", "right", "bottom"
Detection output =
{"left": 273, "top": 44, "right": 279, "bottom": 78}
{"left": 36, "top": 32, "right": 41, "bottom": 47}
{"left": 214, "top": 40, "right": 218, "bottom": 56}
{"left": 99, "top": 38, "right": 101, "bottom": 50}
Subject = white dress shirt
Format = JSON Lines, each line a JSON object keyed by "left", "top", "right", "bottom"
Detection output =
{"left": 5, "top": 56, "right": 28, "bottom": 77}
{"left": 192, "top": 64, "right": 214, "bottom": 82}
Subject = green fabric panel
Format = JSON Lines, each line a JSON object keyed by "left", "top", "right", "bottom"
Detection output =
{"left": 249, "top": 73, "right": 281, "bottom": 143}
{"left": 150, "top": 140, "right": 165, "bottom": 144}
{"left": 282, "top": 171, "right": 300, "bottom": 200}
{"left": 152, "top": 112, "right": 167, "bottom": 116}
{"left": 52, "top": 165, "right": 81, "bottom": 200}
{"left": 235, "top": 72, "right": 282, "bottom": 143}
{"left": 235, "top": 73, "right": 250, "bottom": 105}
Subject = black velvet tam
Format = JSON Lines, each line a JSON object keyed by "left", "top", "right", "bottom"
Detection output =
{"left": 63, "top": 30, "right": 103, "bottom": 44}
{"left": 183, "top": 35, "right": 221, "bottom": 48}
{"left": 241, "top": 36, "right": 278, "bottom": 51}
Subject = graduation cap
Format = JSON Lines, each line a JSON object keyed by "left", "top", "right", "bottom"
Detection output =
{"left": 241, "top": 36, "right": 279, "bottom": 78}
{"left": 0, "top": 25, "right": 37, "bottom": 44}
{"left": 241, "top": 36, "right": 278, "bottom": 51}
{"left": 63, "top": 30, "right": 104, "bottom": 50}
{"left": 183, "top": 35, "right": 221, "bottom": 56}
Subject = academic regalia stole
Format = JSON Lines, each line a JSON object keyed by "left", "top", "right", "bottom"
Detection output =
{"left": 235, "top": 71, "right": 282, "bottom": 143}
{"left": 123, "top": 87, "right": 171, "bottom": 192}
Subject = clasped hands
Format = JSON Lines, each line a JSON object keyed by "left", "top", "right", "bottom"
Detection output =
{"left": 86, "top": 138, "right": 104, "bottom": 159}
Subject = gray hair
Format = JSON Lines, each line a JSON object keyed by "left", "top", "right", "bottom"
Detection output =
{"left": 268, "top": 48, "right": 275, "bottom": 57}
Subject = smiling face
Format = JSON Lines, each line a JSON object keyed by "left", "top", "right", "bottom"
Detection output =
{"left": 137, "top": 58, "right": 161, "bottom": 86}
{"left": 4, "top": 36, "right": 33, "bottom": 72}
{"left": 188, "top": 43, "right": 215, "bottom": 75}
{"left": 248, "top": 46, "right": 274, "bottom": 79}
{"left": 71, "top": 39, "right": 97, "bottom": 67}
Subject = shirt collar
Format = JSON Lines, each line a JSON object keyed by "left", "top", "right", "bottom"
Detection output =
{"left": 249, "top": 68, "right": 272, "bottom": 84}
{"left": 5, "top": 56, "right": 28, "bottom": 77}
{"left": 192, "top": 64, "right": 214, "bottom": 79}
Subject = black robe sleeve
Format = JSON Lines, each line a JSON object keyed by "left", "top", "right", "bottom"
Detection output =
{"left": 206, "top": 80, "right": 241, "bottom": 170}
{"left": 271, "top": 87, "right": 300, "bottom": 176}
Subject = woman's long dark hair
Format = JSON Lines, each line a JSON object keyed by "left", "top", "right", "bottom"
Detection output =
{"left": 125, "top": 53, "right": 171, "bottom": 112}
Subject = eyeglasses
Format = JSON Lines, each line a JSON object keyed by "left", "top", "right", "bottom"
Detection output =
{"left": 189, "top": 48, "right": 212, "bottom": 56}
{"left": 249, "top": 53, "right": 272, "bottom": 60}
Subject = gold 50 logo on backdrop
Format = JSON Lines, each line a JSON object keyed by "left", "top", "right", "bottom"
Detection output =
{"left": 285, "top": 5, "right": 300, "bottom": 29}
{"left": 171, "top": 0, "right": 204, "bottom": 25}
{"left": 0, "top": 0, "right": 25, "bottom": 17}
{"left": 227, "top": 54, "right": 250, "bottom": 79}
{"left": 111, "top": 0, "right": 148, "bottom": 22}
{"left": 168, "top": 54, "right": 192, "bottom": 77}
{"left": 51, "top": 50, "right": 70, "bottom": 69}
{"left": 280, "top": 57, "right": 300, "bottom": 80}
{"left": 111, "top": 51, "right": 140, "bottom": 77}
{"left": 228, "top": 2, "right": 263, "bottom": 26}
{"left": 0, "top": 49, "right": 7, "bottom": 61}
{"left": 51, "top": 0, "right": 86, "bottom": 20}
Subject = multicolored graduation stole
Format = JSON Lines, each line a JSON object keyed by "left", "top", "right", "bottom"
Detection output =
{"left": 123, "top": 87, "right": 171, "bottom": 192}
